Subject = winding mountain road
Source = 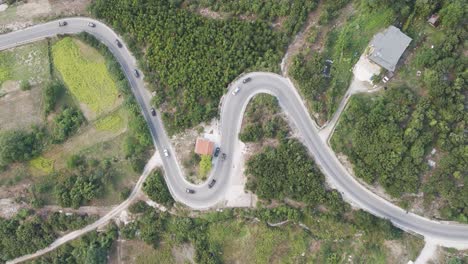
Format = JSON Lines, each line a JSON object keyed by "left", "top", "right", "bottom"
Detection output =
{"left": 1, "top": 17, "right": 467, "bottom": 263}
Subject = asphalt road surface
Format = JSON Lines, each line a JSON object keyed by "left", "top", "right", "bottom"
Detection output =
{"left": 1, "top": 17, "right": 467, "bottom": 263}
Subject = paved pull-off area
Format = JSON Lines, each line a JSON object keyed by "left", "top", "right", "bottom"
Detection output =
{"left": 0, "top": 17, "right": 467, "bottom": 263}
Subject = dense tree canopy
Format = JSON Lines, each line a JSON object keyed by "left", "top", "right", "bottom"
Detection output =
{"left": 90, "top": 0, "right": 286, "bottom": 134}
{"left": 332, "top": 88, "right": 429, "bottom": 196}
{"left": 247, "top": 139, "right": 330, "bottom": 206}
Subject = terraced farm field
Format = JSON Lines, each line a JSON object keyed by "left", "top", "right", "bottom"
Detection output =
{"left": 52, "top": 37, "right": 119, "bottom": 119}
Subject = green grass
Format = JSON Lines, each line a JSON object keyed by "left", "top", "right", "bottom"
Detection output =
{"left": 0, "top": 40, "right": 50, "bottom": 86}
{"left": 323, "top": 8, "right": 394, "bottom": 119}
{"left": 29, "top": 156, "right": 54, "bottom": 174}
{"left": 135, "top": 242, "right": 175, "bottom": 264}
{"left": 94, "top": 110, "right": 126, "bottom": 132}
{"left": 52, "top": 37, "right": 119, "bottom": 117}
{"left": 207, "top": 220, "right": 310, "bottom": 263}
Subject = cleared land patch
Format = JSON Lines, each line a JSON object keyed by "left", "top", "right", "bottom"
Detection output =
{"left": 52, "top": 37, "right": 119, "bottom": 119}
{"left": 0, "top": 40, "right": 49, "bottom": 130}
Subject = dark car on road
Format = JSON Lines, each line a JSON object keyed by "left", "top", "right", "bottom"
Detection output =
{"left": 221, "top": 153, "right": 226, "bottom": 161}
{"left": 134, "top": 69, "right": 139, "bottom": 78}
{"left": 151, "top": 108, "right": 156, "bottom": 116}
{"left": 186, "top": 188, "right": 195, "bottom": 194}
{"left": 115, "top": 39, "right": 122, "bottom": 48}
{"left": 208, "top": 179, "right": 217, "bottom": 188}
{"left": 213, "top": 147, "right": 220, "bottom": 157}
{"left": 242, "top": 77, "right": 251, "bottom": 83}
{"left": 58, "top": 21, "right": 67, "bottom": 27}
{"left": 88, "top": 22, "right": 96, "bottom": 28}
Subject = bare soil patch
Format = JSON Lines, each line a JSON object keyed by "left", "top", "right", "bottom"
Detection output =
{"left": 0, "top": 81, "right": 44, "bottom": 131}
{"left": 16, "top": 0, "right": 51, "bottom": 18}
{"left": 0, "top": 0, "right": 90, "bottom": 32}
{"left": 198, "top": 8, "right": 223, "bottom": 20}
{"left": 0, "top": 198, "right": 24, "bottom": 218}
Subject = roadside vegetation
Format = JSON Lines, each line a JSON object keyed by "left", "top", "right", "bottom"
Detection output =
{"left": 142, "top": 170, "right": 174, "bottom": 208}
{"left": 239, "top": 94, "right": 289, "bottom": 143}
{"left": 90, "top": 0, "right": 293, "bottom": 135}
{"left": 331, "top": 0, "right": 467, "bottom": 222}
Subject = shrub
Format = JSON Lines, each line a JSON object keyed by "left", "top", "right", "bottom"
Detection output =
{"left": 198, "top": 155, "right": 212, "bottom": 178}
{"left": 142, "top": 170, "right": 174, "bottom": 207}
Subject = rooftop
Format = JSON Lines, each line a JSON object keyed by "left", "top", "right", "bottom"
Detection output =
{"left": 368, "top": 26, "right": 412, "bottom": 72}
{"left": 195, "top": 138, "right": 214, "bottom": 156}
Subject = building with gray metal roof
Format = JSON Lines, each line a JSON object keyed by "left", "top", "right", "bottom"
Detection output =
{"left": 368, "top": 26, "right": 412, "bottom": 72}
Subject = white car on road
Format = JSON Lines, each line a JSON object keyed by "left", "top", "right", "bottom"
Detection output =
{"left": 232, "top": 86, "right": 240, "bottom": 95}
{"left": 163, "top": 149, "right": 169, "bottom": 157}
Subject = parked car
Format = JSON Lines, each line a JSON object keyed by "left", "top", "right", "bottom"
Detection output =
{"left": 58, "top": 21, "right": 67, "bottom": 27}
{"left": 115, "top": 39, "right": 122, "bottom": 48}
{"left": 242, "top": 77, "right": 251, "bottom": 83}
{"left": 213, "top": 147, "right": 220, "bottom": 157}
{"left": 208, "top": 179, "right": 217, "bottom": 188}
{"left": 87, "top": 22, "right": 96, "bottom": 28}
{"left": 163, "top": 149, "right": 169, "bottom": 157}
{"left": 151, "top": 108, "right": 156, "bottom": 116}
{"left": 134, "top": 69, "right": 140, "bottom": 78}
{"left": 186, "top": 188, "right": 195, "bottom": 194}
{"left": 232, "top": 87, "right": 240, "bottom": 95}
{"left": 221, "top": 153, "right": 226, "bottom": 161}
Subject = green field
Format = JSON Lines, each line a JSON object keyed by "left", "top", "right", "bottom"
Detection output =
{"left": 94, "top": 109, "right": 126, "bottom": 132}
{"left": 29, "top": 156, "right": 54, "bottom": 174}
{"left": 52, "top": 37, "right": 119, "bottom": 117}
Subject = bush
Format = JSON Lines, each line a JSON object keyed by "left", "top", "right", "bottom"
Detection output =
{"left": 52, "top": 107, "right": 85, "bottom": 143}
{"left": 198, "top": 155, "right": 212, "bottom": 178}
{"left": 55, "top": 158, "right": 115, "bottom": 208}
{"left": 19, "top": 80, "right": 31, "bottom": 91}
{"left": 142, "top": 170, "right": 174, "bottom": 207}
{"left": 0, "top": 127, "right": 45, "bottom": 167}
{"left": 129, "top": 200, "right": 151, "bottom": 214}
{"left": 43, "top": 81, "right": 64, "bottom": 115}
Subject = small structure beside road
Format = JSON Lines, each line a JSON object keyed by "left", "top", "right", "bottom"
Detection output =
{"left": 194, "top": 138, "right": 214, "bottom": 156}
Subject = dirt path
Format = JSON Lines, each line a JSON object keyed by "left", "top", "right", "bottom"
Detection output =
{"left": 281, "top": 1, "right": 324, "bottom": 76}
{"left": 38, "top": 205, "right": 115, "bottom": 217}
